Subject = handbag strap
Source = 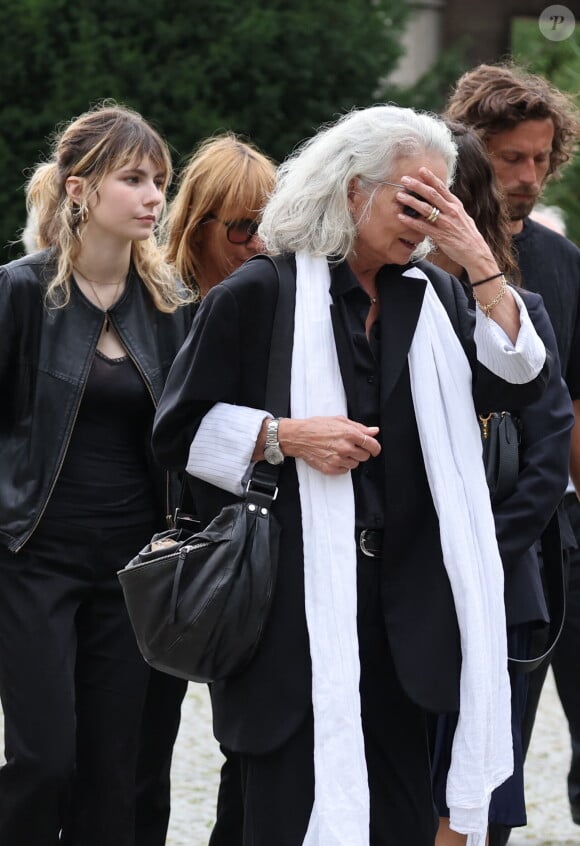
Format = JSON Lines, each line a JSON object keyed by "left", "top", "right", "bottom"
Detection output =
{"left": 263, "top": 254, "right": 296, "bottom": 417}
{"left": 508, "top": 510, "right": 567, "bottom": 673}
{"left": 493, "top": 425, "right": 520, "bottom": 503}
{"left": 245, "top": 254, "right": 296, "bottom": 504}
{"left": 172, "top": 254, "right": 296, "bottom": 522}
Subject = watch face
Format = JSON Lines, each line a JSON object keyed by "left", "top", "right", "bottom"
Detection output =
{"left": 264, "top": 444, "right": 284, "bottom": 465}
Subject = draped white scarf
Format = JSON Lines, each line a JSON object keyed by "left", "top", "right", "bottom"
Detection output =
{"left": 292, "top": 252, "right": 513, "bottom": 846}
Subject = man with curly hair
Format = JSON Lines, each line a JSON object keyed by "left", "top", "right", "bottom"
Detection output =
{"left": 445, "top": 62, "right": 580, "bottom": 844}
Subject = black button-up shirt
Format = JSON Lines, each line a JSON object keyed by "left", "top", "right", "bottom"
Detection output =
{"left": 330, "top": 262, "right": 384, "bottom": 531}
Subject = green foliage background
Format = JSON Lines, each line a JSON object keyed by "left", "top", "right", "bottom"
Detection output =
{"left": 511, "top": 18, "right": 580, "bottom": 245}
{"left": 0, "top": 0, "right": 413, "bottom": 263}
{"left": 2, "top": 4, "right": 575, "bottom": 263}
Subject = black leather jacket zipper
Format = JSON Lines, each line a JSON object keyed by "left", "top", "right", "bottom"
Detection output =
{"left": 14, "top": 313, "right": 172, "bottom": 551}
{"left": 13, "top": 314, "right": 107, "bottom": 552}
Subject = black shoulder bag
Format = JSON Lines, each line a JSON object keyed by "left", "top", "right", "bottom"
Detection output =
{"left": 478, "top": 412, "right": 566, "bottom": 672}
{"left": 478, "top": 411, "right": 521, "bottom": 505}
{"left": 118, "top": 255, "right": 296, "bottom": 683}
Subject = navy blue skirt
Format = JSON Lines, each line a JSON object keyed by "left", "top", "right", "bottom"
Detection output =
{"left": 429, "top": 624, "right": 531, "bottom": 828}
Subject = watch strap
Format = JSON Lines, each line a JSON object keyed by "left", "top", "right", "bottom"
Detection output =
{"left": 265, "top": 417, "right": 281, "bottom": 449}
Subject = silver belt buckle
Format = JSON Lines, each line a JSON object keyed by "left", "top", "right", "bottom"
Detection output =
{"left": 359, "top": 529, "right": 376, "bottom": 558}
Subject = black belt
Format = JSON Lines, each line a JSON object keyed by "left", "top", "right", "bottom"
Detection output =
{"left": 356, "top": 528, "right": 383, "bottom": 558}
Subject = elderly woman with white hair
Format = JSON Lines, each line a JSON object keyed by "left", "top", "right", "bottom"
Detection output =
{"left": 152, "top": 105, "right": 550, "bottom": 846}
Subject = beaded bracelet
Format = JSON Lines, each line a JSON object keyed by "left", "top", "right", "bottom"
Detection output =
{"left": 470, "top": 271, "right": 505, "bottom": 288}
{"left": 474, "top": 274, "right": 507, "bottom": 318}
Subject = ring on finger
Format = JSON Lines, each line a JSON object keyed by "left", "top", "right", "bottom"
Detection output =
{"left": 362, "top": 435, "right": 368, "bottom": 450}
{"left": 425, "top": 206, "right": 441, "bottom": 224}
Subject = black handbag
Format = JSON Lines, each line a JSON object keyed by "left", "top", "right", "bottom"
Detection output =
{"left": 478, "top": 412, "right": 566, "bottom": 673}
{"left": 478, "top": 411, "right": 521, "bottom": 504}
{"left": 118, "top": 254, "right": 296, "bottom": 683}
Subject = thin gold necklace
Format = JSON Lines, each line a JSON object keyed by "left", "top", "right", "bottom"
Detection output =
{"left": 73, "top": 266, "right": 126, "bottom": 332}
{"left": 73, "top": 265, "right": 127, "bottom": 286}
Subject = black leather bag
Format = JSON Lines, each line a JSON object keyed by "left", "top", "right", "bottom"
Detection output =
{"left": 478, "top": 411, "right": 566, "bottom": 673}
{"left": 479, "top": 411, "right": 521, "bottom": 504}
{"left": 118, "top": 491, "right": 281, "bottom": 682}
{"left": 118, "top": 255, "right": 296, "bottom": 683}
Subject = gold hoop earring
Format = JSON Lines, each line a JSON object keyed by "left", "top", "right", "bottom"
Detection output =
{"left": 79, "top": 202, "right": 89, "bottom": 224}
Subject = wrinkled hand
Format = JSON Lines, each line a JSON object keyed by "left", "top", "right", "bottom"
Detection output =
{"left": 396, "top": 167, "right": 499, "bottom": 280}
{"left": 279, "top": 415, "right": 381, "bottom": 475}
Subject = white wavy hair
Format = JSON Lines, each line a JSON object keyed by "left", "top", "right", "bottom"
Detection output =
{"left": 259, "top": 104, "right": 458, "bottom": 260}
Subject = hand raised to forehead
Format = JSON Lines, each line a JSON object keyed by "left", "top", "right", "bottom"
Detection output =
{"left": 397, "top": 167, "right": 498, "bottom": 276}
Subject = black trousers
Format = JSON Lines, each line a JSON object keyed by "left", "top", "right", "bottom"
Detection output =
{"left": 135, "top": 670, "right": 188, "bottom": 846}
{"left": 135, "top": 671, "right": 244, "bottom": 846}
{"left": 552, "top": 499, "right": 580, "bottom": 819}
{"left": 208, "top": 747, "right": 245, "bottom": 846}
{"left": 490, "top": 497, "right": 580, "bottom": 846}
{"left": 0, "top": 519, "right": 154, "bottom": 846}
{"left": 235, "top": 555, "right": 437, "bottom": 846}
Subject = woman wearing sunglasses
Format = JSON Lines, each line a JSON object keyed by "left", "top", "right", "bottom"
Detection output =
{"left": 163, "top": 133, "right": 276, "bottom": 297}
{"left": 135, "top": 132, "right": 276, "bottom": 846}
{"left": 0, "top": 102, "right": 193, "bottom": 845}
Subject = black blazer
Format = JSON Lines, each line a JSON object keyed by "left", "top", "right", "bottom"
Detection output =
{"left": 514, "top": 217, "right": 580, "bottom": 395}
{"left": 514, "top": 217, "right": 580, "bottom": 556}
{"left": 153, "top": 255, "right": 549, "bottom": 754}
{"left": 492, "top": 291, "right": 573, "bottom": 627}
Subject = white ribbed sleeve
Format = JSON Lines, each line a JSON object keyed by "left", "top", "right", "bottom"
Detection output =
{"left": 474, "top": 288, "right": 546, "bottom": 383}
{"left": 186, "top": 403, "right": 269, "bottom": 495}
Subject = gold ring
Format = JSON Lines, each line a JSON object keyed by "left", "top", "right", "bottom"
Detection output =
{"left": 362, "top": 435, "right": 368, "bottom": 450}
{"left": 426, "top": 206, "right": 441, "bottom": 224}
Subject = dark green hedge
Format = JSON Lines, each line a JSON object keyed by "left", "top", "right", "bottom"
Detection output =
{"left": 0, "top": 0, "right": 412, "bottom": 262}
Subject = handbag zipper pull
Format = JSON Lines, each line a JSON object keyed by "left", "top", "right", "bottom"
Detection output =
{"left": 170, "top": 546, "right": 192, "bottom": 624}
{"left": 479, "top": 413, "right": 493, "bottom": 440}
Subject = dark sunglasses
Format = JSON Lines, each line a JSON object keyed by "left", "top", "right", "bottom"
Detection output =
{"left": 203, "top": 215, "right": 260, "bottom": 245}
{"left": 378, "top": 181, "right": 426, "bottom": 218}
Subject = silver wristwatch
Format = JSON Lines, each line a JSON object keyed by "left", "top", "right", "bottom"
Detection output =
{"left": 263, "top": 417, "right": 284, "bottom": 465}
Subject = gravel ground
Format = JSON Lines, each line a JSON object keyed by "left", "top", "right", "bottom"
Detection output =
{"left": 165, "top": 682, "right": 221, "bottom": 845}
{"left": 166, "top": 670, "right": 580, "bottom": 846}
{"left": 509, "top": 670, "right": 579, "bottom": 846}
{"left": 0, "top": 668, "right": 577, "bottom": 844}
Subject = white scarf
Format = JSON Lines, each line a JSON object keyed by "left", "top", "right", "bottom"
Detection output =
{"left": 292, "top": 252, "right": 513, "bottom": 846}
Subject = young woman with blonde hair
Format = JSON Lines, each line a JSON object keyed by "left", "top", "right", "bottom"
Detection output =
{"left": 0, "top": 101, "right": 192, "bottom": 844}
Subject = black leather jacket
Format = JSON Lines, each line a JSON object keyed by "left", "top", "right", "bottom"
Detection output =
{"left": 0, "top": 249, "right": 192, "bottom": 552}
